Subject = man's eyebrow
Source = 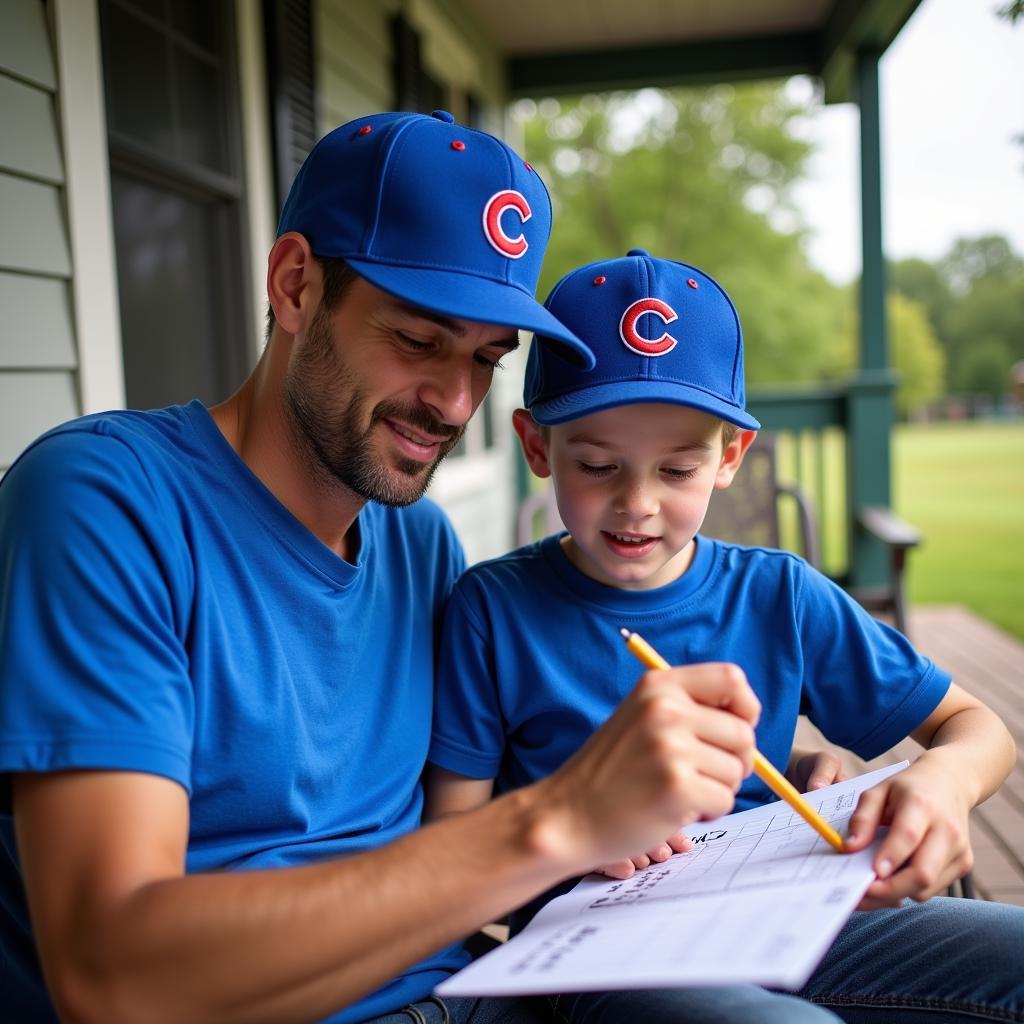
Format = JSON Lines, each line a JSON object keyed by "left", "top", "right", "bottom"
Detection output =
{"left": 391, "top": 301, "right": 520, "bottom": 350}
{"left": 565, "top": 436, "right": 714, "bottom": 453}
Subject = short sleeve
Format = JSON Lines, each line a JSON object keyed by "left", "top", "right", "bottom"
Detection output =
{"left": 0, "top": 430, "right": 196, "bottom": 801}
{"left": 795, "top": 565, "right": 951, "bottom": 760}
{"left": 428, "top": 581, "right": 505, "bottom": 779}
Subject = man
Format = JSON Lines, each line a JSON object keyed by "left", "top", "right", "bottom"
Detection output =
{"left": 0, "top": 111, "right": 759, "bottom": 1024}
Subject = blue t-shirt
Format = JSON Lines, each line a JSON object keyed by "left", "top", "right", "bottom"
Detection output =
{"left": 430, "top": 532, "right": 951, "bottom": 810}
{"left": 0, "top": 401, "right": 468, "bottom": 1023}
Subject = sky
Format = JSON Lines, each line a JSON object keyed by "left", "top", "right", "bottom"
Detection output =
{"left": 790, "top": 0, "right": 1024, "bottom": 283}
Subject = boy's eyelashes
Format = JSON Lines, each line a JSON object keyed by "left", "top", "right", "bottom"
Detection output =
{"left": 574, "top": 461, "right": 700, "bottom": 481}
{"left": 576, "top": 461, "right": 615, "bottom": 476}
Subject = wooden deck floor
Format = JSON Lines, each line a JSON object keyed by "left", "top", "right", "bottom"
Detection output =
{"left": 797, "top": 604, "right": 1024, "bottom": 906}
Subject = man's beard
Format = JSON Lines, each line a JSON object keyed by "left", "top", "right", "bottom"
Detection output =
{"left": 284, "top": 304, "right": 464, "bottom": 507}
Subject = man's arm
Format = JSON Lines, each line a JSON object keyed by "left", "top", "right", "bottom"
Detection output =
{"left": 16, "top": 661, "right": 758, "bottom": 1024}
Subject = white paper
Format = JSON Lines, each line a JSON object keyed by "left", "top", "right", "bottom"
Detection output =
{"left": 437, "top": 761, "right": 907, "bottom": 996}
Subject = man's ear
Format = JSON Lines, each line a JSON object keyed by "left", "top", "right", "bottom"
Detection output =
{"left": 266, "top": 232, "right": 321, "bottom": 337}
{"left": 714, "top": 429, "right": 758, "bottom": 489}
{"left": 512, "top": 409, "right": 552, "bottom": 479}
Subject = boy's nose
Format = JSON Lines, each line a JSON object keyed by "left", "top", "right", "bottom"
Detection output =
{"left": 614, "top": 479, "right": 658, "bottom": 519}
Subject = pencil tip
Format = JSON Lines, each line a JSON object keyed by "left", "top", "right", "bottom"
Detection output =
{"left": 619, "top": 628, "right": 631, "bottom": 639}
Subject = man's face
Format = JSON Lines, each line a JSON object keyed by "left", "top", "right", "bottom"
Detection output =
{"left": 284, "top": 278, "right": 519, "bottom": 507}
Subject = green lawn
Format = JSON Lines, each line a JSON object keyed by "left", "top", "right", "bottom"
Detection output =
{"left": 892, "top": 420, "right": 1024, "bottom": 640}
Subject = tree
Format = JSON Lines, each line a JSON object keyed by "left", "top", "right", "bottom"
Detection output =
{"left": 959, "top": 338, "right": 1013, "bottom": 399}
{"left": 944, "top": 273, "right": 1024, "bottom": 390}
{"left": 516, "top": 85, "right": 845, "bottom": 386}
{"left": 889, "top": 257, "right": 953, "bottom": 341}
{"left": 890, "top": 237, "right": 1024, "bottom": 397}
{"left": 939, "top": 235, "right": 1023, "bottom": 296}
{"left": 997, "top": 2, "right": 1024, "bottom": 26}
{"left": 827, "top": 291, "right": 945, "bottom": 418}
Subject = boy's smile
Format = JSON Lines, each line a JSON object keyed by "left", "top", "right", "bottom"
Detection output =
{"left": 516, "top": 402, "right": 754, "bottom": 591}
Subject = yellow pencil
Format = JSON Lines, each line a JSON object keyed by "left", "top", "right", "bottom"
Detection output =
{"left": 619, "top": 628, "right": 846, "bottom": 853}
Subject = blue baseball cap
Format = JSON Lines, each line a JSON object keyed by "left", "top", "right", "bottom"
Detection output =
{"left": 524, "top": 249, "right": 759, "bottom": 429}
{"left": 276, "top": 110, "right": 593, "bottom": 367}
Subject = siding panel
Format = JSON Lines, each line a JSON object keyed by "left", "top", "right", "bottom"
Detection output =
{"left": 0, "top": 272, "right": 76, "bottom": 367}
{"left": 0, "top": 174, "right": 72, "bottom": 276}
{"left": 0, "top": 0, "right": 57, "bottom": 89}
{"left": 0, "top": 371, "right": 79, "bottom": 467}
{"left": 316, "top": 0, "right": 393, "bottom": 129}
{"left": 0, "top": 74, "right": 64, "bottom": 182}
{"left": 0, "top": 0, "right": 85, "bottom": 470}
{"left": 319, "top": 64, "right": 386, "bottom": 126}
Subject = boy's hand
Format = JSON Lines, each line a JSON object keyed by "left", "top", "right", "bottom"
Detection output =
{"left": 594, "top": 832, "right": 693, "bottom": 880}
{"left": 786, "top": 749, "right": 849, "bottom": 792}
{"left": 843, "top": 759, "right": 974, "bottom": 908}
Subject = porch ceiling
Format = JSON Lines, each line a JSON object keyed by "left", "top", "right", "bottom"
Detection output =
{"left": 464, "top": 0, "right": 922, "bottom": 102}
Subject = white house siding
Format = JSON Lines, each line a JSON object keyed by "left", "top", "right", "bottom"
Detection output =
{"left": 315, "top": 0, "right": 524, "bottom": 565}
{"left": 0, "top": 0, "right": 80, "bottom": 471}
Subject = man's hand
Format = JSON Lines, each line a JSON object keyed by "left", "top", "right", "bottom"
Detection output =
{"left": 786, "top": 749, "right": 849, "bottom": 793}
{"left": 594, "top": 831, "right": 693, "bottom": 880}
{"left": 844, "top": 758, "right": 974, "bottom": 908}
{"left": 533, "top": 662, "right": 760, "bottom": 875}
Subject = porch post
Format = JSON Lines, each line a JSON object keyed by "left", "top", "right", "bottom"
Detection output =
{"left": 847, "top": 47, "right": 897, "bottom": 589}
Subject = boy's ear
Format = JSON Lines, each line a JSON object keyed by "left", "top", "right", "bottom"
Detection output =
{"left": 512, "top": 409, "right": 552, "bottom": 479}
{"left": 714, "top": 429, "right": 758, "bottom": 489}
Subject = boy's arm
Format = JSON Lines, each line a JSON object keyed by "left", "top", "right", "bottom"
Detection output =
{"left": 424, "top": 764, "right": 494, "bottom": 820}
{"left": 844, "top": 682, "right": 1015, "bottom": 907}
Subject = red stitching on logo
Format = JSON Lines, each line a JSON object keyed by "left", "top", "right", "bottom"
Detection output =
{"left": 482, "top": 190, "right": 532, "bottom": 259}
{"left": 619, "top": 298, "right": 679, "bottom": 356}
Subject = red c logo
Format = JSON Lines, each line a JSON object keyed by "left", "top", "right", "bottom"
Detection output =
{"left": 482, "top": 190, "right": 531, "bottom": 259}
{"left": 619, "top": 298, "right": 679, "bottom": 356}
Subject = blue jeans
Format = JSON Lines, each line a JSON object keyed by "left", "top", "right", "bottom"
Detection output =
{"left": 357, "top": 994, "right": 549, "bottom": 1023}
{"left": 539, "top": 898, "right": 1024, "bottom": 1023}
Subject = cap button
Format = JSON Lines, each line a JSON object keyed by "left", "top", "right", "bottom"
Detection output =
{"left": 627, "top": 248, "right": 649, "bottom": 257}
{"left": 431, "top": 110, "right": 456, "bottom": 124}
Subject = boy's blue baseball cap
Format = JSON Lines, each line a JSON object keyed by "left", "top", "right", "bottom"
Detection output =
{"left": 524, "top": 249, "right": 759, "bottom": 429}
{"left": 276, "top": 110, "right": 593, "bottom": 367}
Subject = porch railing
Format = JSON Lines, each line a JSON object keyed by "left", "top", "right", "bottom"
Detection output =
{"left": 748, "top": 370, "right": 898, "bottom": 590}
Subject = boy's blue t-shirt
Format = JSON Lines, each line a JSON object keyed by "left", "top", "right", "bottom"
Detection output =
{"left": 430, "top": 533, "right": 952, "bottom": 810}
{"left": 0, "top": 401, "right": 468, "bottom": 1023}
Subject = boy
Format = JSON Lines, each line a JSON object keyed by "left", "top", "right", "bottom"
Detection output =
{"left": 426, "top": 250, "right": 1022, "bottom": 1023}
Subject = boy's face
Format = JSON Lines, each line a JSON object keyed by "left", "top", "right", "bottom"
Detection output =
{"left": 515, "top": 403, "right": 754, "bottom": 590}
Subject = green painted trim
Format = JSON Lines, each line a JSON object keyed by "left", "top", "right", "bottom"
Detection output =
{"left": 857, "top": 51, "right": 887, "bottom": 375}
{"left": 821, "top": 0, "right": 923, "bottom": 102}
{"left": 747, "top": 387, "right": 847, "bottom": 432}
{"left": 849, "top": 49, "right": 893, "bottom": 589}
{"left": 508, "top": 32, "right": 818, "bottom": 97}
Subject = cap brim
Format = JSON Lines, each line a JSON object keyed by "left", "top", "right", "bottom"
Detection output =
{"left": 531, "top": 379, "right": 761, "bottom": 430}
{"left": 347, "top": 259, "right": 595, "bottom": 369}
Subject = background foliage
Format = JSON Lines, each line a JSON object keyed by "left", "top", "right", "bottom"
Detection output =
{"left": 517, "top": 86, "right": 1023, "bottom": 417}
